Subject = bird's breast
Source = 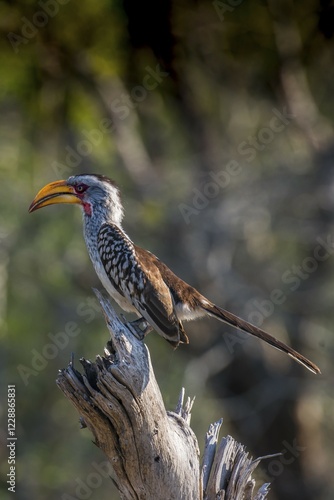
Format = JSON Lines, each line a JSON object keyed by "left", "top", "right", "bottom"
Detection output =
{"left": 83, "top": 223, "right": 139, "bottom": 314}
{"left": 94, "top": 257, "right": 138, "bottom": 313}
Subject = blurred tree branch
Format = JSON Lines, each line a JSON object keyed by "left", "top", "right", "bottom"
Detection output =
{"left": 269, "top": 0, "right": 333, "bottom": 150}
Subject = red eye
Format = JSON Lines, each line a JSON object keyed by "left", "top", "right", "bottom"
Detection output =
{"left": 75, "top": 184, "right": 88, "bottom": 194}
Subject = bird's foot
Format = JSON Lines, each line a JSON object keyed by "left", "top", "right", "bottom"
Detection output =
{"left": 122, "top": 315, "right": 153, "bottom": 341}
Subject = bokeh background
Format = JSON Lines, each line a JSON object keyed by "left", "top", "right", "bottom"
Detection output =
{"left": 1, "top": 1, "right": 334, "bottom": 499}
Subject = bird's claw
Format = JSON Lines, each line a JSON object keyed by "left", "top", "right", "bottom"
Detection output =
{"left": 125, "top": 317, "right": 153, "bottom": 341}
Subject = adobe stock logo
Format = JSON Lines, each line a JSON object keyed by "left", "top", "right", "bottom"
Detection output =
{"left": 247, "top": 234, "right": 334, "bottom": 328}
{"left": 265, "top": 439, "right": 306, "bottom": 482}
{"left": 178, "top": 107, "right": 294, "bottom": 224}
{"left": 52, "top": 64, "right": 169, "bottom": 177}
{"left": 222, "top": 232, "right": 334, "bottom": 355}
{"left": 17, "top": 296, "right": 102, "bottom": 386}
{"left": 7, "top": 0, "right": 70, "bottom": 54}
{"left": 178, "top": 160, "right": 242, "bottom": 224}
{"left": 237, "top": 108, "right": 294, "bottom": 163}
{"left": 62, "top": 460, "right": 113, "bottom": 500}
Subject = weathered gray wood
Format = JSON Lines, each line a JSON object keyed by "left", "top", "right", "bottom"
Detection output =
{"left": 202, "top": 418, "right": 224, "bottom": 493}
{"left": 57, "top": 290, "right": 273, "bottom": 499}
{"left": 202, "top": 430, "right": 278, "bottom": 500}
{"left": 57, "top": 289, "right": 201, "bottom": 499}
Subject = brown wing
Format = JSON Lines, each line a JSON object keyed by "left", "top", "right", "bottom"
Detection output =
{"left": 134, "top": 245, "right": 189, "bottom": 347}
{"left": 138, "top": 247, "right": 205, "bottom": 312}
{"left": 98, "top": 224, "right": 187, "bottom": 347}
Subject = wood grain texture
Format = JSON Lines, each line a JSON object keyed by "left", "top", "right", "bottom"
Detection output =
{"left": 57, "top": 289, "right": 271, "bottom": 500}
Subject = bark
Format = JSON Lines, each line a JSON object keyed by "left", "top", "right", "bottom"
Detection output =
{"left": 57, "top": 289, "right": 272, "bottom": 500}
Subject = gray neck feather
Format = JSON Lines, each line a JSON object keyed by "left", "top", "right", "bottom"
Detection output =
{"left": 82, "top": 187, "right": 127, "bottom": 260}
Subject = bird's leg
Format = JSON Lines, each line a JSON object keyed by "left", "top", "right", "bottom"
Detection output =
{"left": 120, "top": 315, "right": 153, "bottom": 341}
{"left": 129, "top": 317, "right": 153, "bottom": 340}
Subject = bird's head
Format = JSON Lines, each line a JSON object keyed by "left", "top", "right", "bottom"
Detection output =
{"left": 29, "top": 174, "right": 124, "bottom": 225}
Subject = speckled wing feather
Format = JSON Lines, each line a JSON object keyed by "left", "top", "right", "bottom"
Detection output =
{"left": 97, "top": 224, "right": 188, "bottom": 346}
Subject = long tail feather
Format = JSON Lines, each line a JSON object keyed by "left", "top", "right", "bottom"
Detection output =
{"left": 202, "top": 303, "right": 320, "bottom": 374}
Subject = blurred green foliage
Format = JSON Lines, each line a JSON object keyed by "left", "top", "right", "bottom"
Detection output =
{"left": 1, "top": 0, "right": 334, "bottom": 499}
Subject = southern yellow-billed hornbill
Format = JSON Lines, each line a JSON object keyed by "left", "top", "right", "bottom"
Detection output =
{"left": 29, "top": 174, "right": 320, "bottom": 374}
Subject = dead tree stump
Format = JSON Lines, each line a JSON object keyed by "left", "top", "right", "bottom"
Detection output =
{"left": 56, "top": 290, "right": 273, "bottom": 499}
